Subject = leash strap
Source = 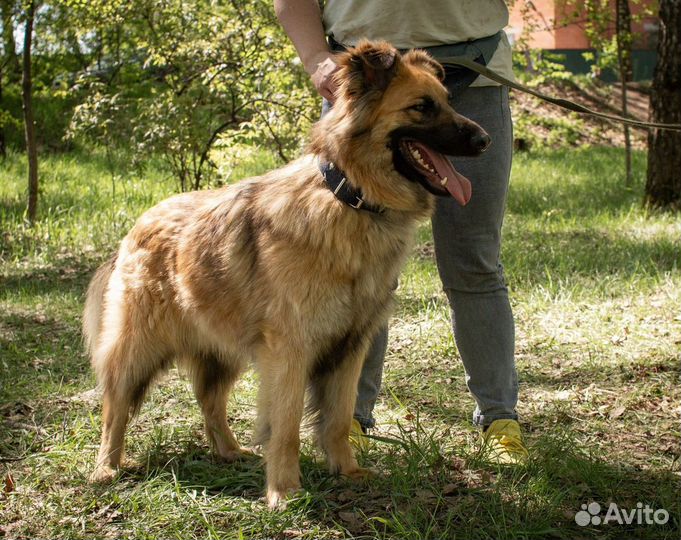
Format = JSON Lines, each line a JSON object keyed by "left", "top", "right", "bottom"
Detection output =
{"left": 422, "top": 31, "right": 502, "bottom": 99}
{"left": 438, "top": 55, "right": 681, "bottom": 132}
{"left": 319, "top": 160, "right": 384, "bottom": 214}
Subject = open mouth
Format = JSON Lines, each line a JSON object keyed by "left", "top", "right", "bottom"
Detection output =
{"left": 399, "top": 140, "right": 472, "bottom": 205}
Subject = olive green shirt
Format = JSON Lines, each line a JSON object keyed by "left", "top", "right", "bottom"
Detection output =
{"left": 322, "top": 0, "right": 514, "bottom": 86}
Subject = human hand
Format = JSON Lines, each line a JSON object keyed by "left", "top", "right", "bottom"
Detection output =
{"left": 306, "top": 52, "right": 340, "bottom": 102}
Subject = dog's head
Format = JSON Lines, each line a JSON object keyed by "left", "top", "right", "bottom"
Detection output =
{"left": 311, "top": 40, "right": 491, "bottom": 212}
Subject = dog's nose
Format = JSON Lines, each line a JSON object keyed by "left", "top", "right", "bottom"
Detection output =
{"left": 471, "top": 133, "right": 491, "bottom": 152}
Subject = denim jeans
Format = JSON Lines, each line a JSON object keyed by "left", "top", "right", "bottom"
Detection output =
{"left": 353, "top": 84, "right": 518, "bottom": 429}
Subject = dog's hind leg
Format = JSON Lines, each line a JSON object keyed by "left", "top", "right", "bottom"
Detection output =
{"left": 309, "top": 341, "right": 373, "bottom": 480}
{"left": 90, "top": 337, "right": 169, "bottom": 483}
{"left": 189, "top": 352, "right": 247, "bottom": 462}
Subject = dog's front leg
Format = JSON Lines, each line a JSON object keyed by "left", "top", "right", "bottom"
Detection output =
{"left": 257, "top": 337, "right": 307, "bottom": 509}
{"left": 310, "top": 339, "right": 374, "bottom": 480}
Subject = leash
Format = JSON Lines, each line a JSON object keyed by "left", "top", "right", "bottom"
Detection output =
{"left": 438, "top": 55, "right": 681, "bottom": 132}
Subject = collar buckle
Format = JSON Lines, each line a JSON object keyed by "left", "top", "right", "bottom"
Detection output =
{"left": 319, "top": 160, "right": 384, "bottom": 214}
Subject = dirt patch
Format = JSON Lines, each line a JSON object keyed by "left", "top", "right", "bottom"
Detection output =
{"left": 511, "top": 79, "right": 650, "bottom": 150}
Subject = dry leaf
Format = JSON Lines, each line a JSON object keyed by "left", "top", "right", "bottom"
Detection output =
{"left": 3, "top": 473, "right": 14, "bottom": 495}
{"left": 415, "top": 489, "right": 437, "bottom": 501}
{"left": 609, "top": 406, "right": 626, "bottom": 419}
{"left": 442, "top": 483, "right": 459, "bottom": 496}
{"left": 338, "top": 511, "right": 363, "bottom": 530}
{"left": 450, "top": 456, "right": 466, "bottom": 471}
{"left": 336, "top": 489, "right": 356, "bottom": 503}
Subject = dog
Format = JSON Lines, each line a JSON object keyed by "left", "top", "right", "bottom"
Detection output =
{"left": 83, "top": 40, "right": 490, "bottom": 508}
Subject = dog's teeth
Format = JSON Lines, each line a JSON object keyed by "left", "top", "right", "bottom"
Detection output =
{"left": 440, "top": 176, "right": 448, "bottom": 185}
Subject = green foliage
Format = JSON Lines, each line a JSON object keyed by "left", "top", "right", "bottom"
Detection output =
{"left": 1, "top": 147, "right": 678, "bottom": 539}
{"left": 557, "top": 0, "right": 655, "bottom": 78}
{"left": 63, "top": 0, "right": 317, "bottom": 190}
{"left": 1, "top": 0, "right": 317, "bottom": 188}
{"left": 513, "top": 109, "right": 585, "bottom": 148}
{"left": 512, "top": 49, "right": 573, "bottom": 85}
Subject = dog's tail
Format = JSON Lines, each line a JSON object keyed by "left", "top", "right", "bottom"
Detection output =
{"left": 83, "top": 254, "right": 117, "bottom": 359}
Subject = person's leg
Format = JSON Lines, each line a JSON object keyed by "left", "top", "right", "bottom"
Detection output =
{"left": 353, "top": 326, "right": 387, "bottom": 430}
{"left": 431, "top": 84, "right": 517, "bottom": 427}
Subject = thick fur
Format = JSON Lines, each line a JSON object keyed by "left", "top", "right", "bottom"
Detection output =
{"left": 84, "top": 41, "right": 487, "bottom": 508}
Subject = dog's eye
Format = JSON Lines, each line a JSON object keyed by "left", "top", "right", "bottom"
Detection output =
{"left": 408, "top": 96, "right": 436, "bottom": 114}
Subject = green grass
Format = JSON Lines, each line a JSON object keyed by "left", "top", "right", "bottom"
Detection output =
{"left": 1, "top": 146, "right": 679, "bottom": 539}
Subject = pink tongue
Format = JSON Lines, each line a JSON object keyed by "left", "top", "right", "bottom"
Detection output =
{"left": 411, "top": 142, "right": 472, "bottom": 205}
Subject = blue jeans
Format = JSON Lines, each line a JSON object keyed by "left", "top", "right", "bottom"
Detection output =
{"left": 354, "top": 84, "right": 518, "bottom": 429}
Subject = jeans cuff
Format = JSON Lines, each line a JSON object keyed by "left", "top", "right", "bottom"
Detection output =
{"left": 353, "top": 414, "right": 375, "bottom": 430}
{"left": 473, "top": 412, "right": 518, "bottom": 428}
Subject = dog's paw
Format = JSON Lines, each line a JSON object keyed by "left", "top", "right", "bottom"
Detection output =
{"left": 342, "top": 466, "right": 376, "bottom": 482}
{"left": 89, "top": 464, "right": 118, "bottom": 484}
{"left": 218, "top": 447, "right": 258, "bottom": 463}
{"left": 265, "top": 487, "right": 303, "bottom": 510}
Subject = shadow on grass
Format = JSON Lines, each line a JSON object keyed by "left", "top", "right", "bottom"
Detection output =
{"left": 103, "top": 425, "right": 680, "bottom": 540}
{"left": 518, "top": 358, "right": 679, "bottom": 390}
{"left": 508, "top": 147, "right": 649, "bottom": 219}
{"left": 0, "top": 259, "right": 95, "bottom": 298}
{"left": 0, "top": 281, "right": 93, "bottom": 405}
{"left": 503, "top": 227, "right": 678, "bottom": 283}
{"left": 118, "top": 441, "right": 267, "bottom": 498}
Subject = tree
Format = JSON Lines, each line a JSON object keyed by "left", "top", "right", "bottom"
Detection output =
{"left": 1, "top": 1, "right": 19, "bottom": 77}
{"left": 615, "top": 0, "right": 633, "bottom": 186}
{"left": 645, "top": 0, "right": 681, "bottom": 209}
{"left": 67, "top": 0, "right": 316, "bottom": 192}
{"left": 0, "top": 0, "right": 20, "bottom": 158}
{"left": 21, "top": 0, "right": 38, "bottom": 223}
{"left": 571, "top": 0, "right": 636, "bottom": 185}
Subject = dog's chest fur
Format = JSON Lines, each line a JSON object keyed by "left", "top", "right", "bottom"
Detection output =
{"left": 122, "top": 159, "right": 422, "bottom": 365}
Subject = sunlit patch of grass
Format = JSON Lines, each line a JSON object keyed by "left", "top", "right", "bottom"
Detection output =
{"left": 1, "top": 145, "right": 679, "bottom": 539}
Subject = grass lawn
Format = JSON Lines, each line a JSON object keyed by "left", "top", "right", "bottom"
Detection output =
{"left": 0, "top": 146, "right": 679, "bottom": 539}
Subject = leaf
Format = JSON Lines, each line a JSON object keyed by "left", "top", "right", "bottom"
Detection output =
{"left": 3, "top": 473, "right": 15, "bottom": 495}
{"left": 336, "top": 489, "right": 356, "bottom": 503}
{"left": 609, "top": 406, "right": 626, "bottom": 419}
{"left": 338, "top": 511, "right": 363, "bottom": 531}
{"left": 415, "top": 489, "right": 437, "bottom": 501}
{"left": 442, "top": 483, "right": 459, "bottom": 496}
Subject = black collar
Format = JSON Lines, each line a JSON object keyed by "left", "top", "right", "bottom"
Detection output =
{"left": 319, "top": 160, "right": 384, "bottom": 214}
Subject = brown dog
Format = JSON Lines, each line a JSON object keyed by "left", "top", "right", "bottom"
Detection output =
{"left": 83, "top": 40, "right": 489, "bottom": 508}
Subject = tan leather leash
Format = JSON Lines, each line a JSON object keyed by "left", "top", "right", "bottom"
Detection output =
{"left": 438, "top": 56, "right": 681, "bottom": 132}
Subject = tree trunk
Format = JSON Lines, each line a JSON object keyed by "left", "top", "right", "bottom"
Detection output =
{"left": 1, "top": 0, "right": 21, "bottom": 81}
{"left": 616, "top": 0, "right": 633, "bottom": 186}
{"left": 22, "top": 0, "right": 38, "bottom": 223}
{"left": 1, "top": 0, "right": 20, "bottom": 159}
{"left": 0, "top": 63, "right": 5, "bottom": 158}
{"left": 645, "top": 0, "right": 681, "bottom": 209}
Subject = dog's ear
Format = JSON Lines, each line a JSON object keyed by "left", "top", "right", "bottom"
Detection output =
{"left": 337, "top": 40, "right": 400, "bottom": 98}
{"left": 402, "top": 50, "right": 445, "bottom": 81}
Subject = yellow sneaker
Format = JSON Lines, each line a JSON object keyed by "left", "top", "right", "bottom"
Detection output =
{"left": 349, "top": 418, "right": 370, "bottom": 452}
{"left": 481, "top": 419, "right": 529, "bottom": 465}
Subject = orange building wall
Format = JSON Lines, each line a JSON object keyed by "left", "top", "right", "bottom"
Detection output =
{"left": 508, "top": 0, "right": 659, "bottom": 50}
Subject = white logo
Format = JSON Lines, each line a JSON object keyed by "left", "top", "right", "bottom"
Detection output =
{"left": 575, "top": 502, "right": 669, "bottom": 526}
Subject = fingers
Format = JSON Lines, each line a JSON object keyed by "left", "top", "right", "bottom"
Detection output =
{"left": 309, "top": 54, "right": 340, "bottom": 103}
